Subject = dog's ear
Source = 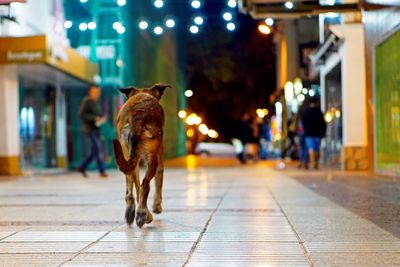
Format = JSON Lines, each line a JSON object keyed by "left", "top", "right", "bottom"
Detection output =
{"left": 150, "top": 84, "right": 171, "bottom": 100}
{"left": 118, "top": 86, "right": 138, "bottom": 99}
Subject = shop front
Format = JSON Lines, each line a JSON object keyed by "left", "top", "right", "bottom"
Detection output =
{"left": 0, "top": 35, "right": 99, "bottom": 175}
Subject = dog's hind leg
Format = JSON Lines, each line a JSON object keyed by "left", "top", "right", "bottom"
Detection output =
{"left": 125, "top": 174, "right": 136, "bottom": 225}
{"left": 134, "top": 163, "right": 140, "bottom": 204}
{"left": 153, "top": 148, "right": 164, "bottom": 214}
{"left": 136, "top": 154, "right": 158, "bottom": 228}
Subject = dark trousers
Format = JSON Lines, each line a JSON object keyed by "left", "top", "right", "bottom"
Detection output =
{"left": 79, "top": 131, "right": 105, "bottom": 173}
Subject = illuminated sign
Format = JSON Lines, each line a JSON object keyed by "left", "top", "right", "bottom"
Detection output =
{"left": 0, "top": 0, "right": 27, "bottom": 4}
{"left": 6, "top": 51, "right": 44, "bottom": 62}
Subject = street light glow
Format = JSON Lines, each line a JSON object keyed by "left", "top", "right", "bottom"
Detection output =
{"left": 178, "top": 110, "right": 187, "bottom": 119}
{"left": 184, "top": 90, "right": 194, "bottom": 97}
{"left": 297, "top": 94, "right": 305, "bottom": 102}
{"left": 191, "top": 0, "right": 201, "bottom": 8}
{"left": 227, "top": 0, "right": 237, "bottom": 8}
{"left": 88, "top": 21, "right": 96, "bottom": 30}
{"left": 199, "top": 124, "right": 209, "bottom": 135}
{"left": 194, "top": 16, "right": 204, "bottom": 25}
{"left": 285, "top": 81, "right": 294, "bottom": 102}
{"left": 139, "top": 20, "right": 149, "bottom": 30}
{"left": 208, "top": 129, "right": 219, "bottom": 139}
{"left": 117, "top": 0, "right": 126, "bottom": 6}
{"left": 285, "top": 1, "right": 294, "bottom": 9}
{"left": 226, "top": 22, "right": 236, "bottom": 31}
{"left": 154, "top": 0, "right": 164, "bottom": 8}
{"left": 309, "top": 89, "right": 316, "bottom": 96}
{"left": 258, "top": 24, "right": 271, "bottom": 35}
{"left": 154, "top": 26, "right": 163, "bottom": 35}
{"left": 190, "top": 25, "right": 199, "bottom": 34}
{"left": 113, "top": 21, "right": 122, "bottom": 30}
{"left": 186, "top": 113, "right": 202, "bottom": 126}
{"left": 265, "top": 18, "right": 274, "bottom": 26}
{"left": 117, "top": 26, "right": 126, "bottom": 34}
{"left": 64, "top": 20, "right": 73, "bottom": 29}
{"left": 256, "top": 108, "right": 269, "bottom": 119}
{"left": 79, "top": 22, "right": 88, "bottom": 31}
{"left": 302, "top": 88, "right": 308, "bottom": 95}
{"left": 165, "top": 19, "right": 176, "bottom": 28}
{"left": 80, "top": 0, "right": 88, "bottom": 3}
{"left": 223, "top": 12, "right": 233, "bottom": 21}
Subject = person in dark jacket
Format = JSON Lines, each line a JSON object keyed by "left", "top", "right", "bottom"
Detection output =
{"left": 77, "top": 86, "right": 108, "bottom": 178}
{"left": 301, "top": 97, "right": 326, "bottom": 169}
{"left": 234, "top": 112, "right": 253, "bottom": 164}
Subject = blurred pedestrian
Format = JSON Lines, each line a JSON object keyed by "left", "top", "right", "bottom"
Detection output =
{"left": 247, "top": 116, "right": 262, "bottom": 161}
{"left": 297, "top": 105, "right": 308, "bottom": 169}
{"left": 301, "top": 97, "right": 327, "bottom": 169}
{"left": 77, "top": 86, "right": 108, "bottom": 178}
{"left": 281, "top": 112, "right": 298, "bottom": 160}
{"left": 233, "top": 112, "right": 253, "bottom": 164}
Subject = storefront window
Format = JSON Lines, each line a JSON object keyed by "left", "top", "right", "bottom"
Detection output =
{"left": 375, "top": 29, "right": 400, "bottom": 174}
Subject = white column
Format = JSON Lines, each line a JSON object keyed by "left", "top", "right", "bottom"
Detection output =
{"left": 341, "top": 23, "right": 367, "bottom": 147}
{"left": 55, "top": 83, "right": 67, "bottom": 168}
{"left": 0, "top": 65, "right": 20, "bottom": 174}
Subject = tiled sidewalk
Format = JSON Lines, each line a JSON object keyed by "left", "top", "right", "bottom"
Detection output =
{"left": 0, "top": 165, "right": 399, "bottom": 266}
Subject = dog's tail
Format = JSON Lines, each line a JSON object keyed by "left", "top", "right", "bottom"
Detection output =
{"left": 113, "top": 133, "right": 141, "bottom": 175}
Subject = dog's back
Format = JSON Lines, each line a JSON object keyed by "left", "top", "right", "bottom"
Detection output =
{"left": 114, "top": 92, "right": 164, "bottom": 174}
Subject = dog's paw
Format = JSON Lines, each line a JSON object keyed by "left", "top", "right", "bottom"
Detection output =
{"left": 152, "top": 204, "right": 163, "bottom": 214}
{"left": 136, "top": 210, "right": 147, "bottom": 228}
{"left": 125, "top": 206, "right": 135, "bottom": 225}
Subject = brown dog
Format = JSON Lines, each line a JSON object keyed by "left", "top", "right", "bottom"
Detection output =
{"left": 113, "top": 83, "right": 170, "bottom": 228}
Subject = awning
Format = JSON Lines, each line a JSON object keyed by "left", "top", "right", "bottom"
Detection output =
{"left": 0, "top": 35, "right": 99, "bottom": 86}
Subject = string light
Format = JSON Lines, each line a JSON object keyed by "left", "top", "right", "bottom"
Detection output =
{"left": 222, "top": 12, "right": 233, "bottom": 21}
{"left": 64, "top": 20, "right": 73, "bottom": 29}
{"left": 191, "top": 0, "right": 201, "bottom": 9}
{"left": 226, "top": 22, "right": 236, "bottom": 31}
{"left": 117, "top": 0, "right": 126, "bottom": 6}
{"left": 165, "top": 18, "right": 176, "bottom": 28}
{"left": 79, "top": 22, "right": 88, "bottom": 31}
{"left": 154, "top": 26, "right": 164, "bottom": 35}
{"left": 194, "top": 16, "right": 204, "bottom": 25}
{"left": 139, "top": 20, "right": 149, "bottom": 30}
{"left": 88, "top": 21, "right": 96, "bottom": 30}
{"left": 154, "top": 0, "right": 164, "bottom": 8}
{"left": 189, "top": 25, "right": 199, "bottom": 34}
{"left": 227, "top": 0, "right": 237, "bottom": 8}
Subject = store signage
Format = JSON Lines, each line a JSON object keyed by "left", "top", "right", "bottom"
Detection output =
{"left": 77, "top": 45, "right": 116, "bottom": 60}
{"left": 6, "top": 51, "right": 43, "bottom": 62}
{"left": 0, "top": 0, "right": 27, "bottom": 4}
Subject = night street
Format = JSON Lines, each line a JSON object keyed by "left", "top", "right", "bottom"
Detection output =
{"left": 0, "top": 158, "right": 399, "bottom": 266}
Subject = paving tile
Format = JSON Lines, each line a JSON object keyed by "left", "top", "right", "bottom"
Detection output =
{"left": 2, "top": 231, "right": 107, "bottom": 242}
{"left": 86, "top": 241, "right": 194, "bottom": 253}
{"left": 64, "top": 253, "right": 188, "bottom": 266}
{"left": 0, "top": 242, "right": 91, "bottom": 253}
{"left": 0, "top": 231, "right": 14, "bottom": 240}
{"left": 101, "top": 231, "right": 200, "bottom": 242}
{"left": 310, "top": 252, "right": 400, "bottom": 267}
{"left": 186, "top": 263, "right": 309, "bottom": 267}
{"left": 0, "top": 254, "right": 72, "bottom": 267}
{"left": 201, "top": 232, "right": 298, "bottom": 242}
{"left": 305, "top": 241, "right": 400, "bottom": 253}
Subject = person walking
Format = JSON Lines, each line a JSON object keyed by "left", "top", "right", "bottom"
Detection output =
{"left": 233, "top": 112, "right": 253, "bottom": 164}
{"left": 77, "top": 86, "right": 108, "bottom": 178}
{"left": 301, "top": 97, "right": 326, "bottom": 169}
